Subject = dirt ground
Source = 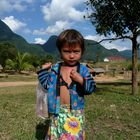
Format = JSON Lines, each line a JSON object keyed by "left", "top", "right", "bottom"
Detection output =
{"left": 0, "top": 81, "right": 38, "bottom": 87}
{"left": 94, "top": 75, "right": 124, "bottom": 82}
{"left": 0, "top": 75, "right": 125, "bottom": 87}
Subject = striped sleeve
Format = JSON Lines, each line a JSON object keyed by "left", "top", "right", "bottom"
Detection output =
{"left": 83, "top": 67, "right": 96, "bottom": 95}
{"left": 37, "top": 69, "right": 49, "bottom": 90}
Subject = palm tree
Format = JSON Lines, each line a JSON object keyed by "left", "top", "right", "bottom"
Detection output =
{"left": 6, "top": 52, "right": 33, "bottom": 73}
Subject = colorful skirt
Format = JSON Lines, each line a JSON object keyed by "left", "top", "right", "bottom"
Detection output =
{"left": 45, "top": 104, "right": 85, "bottom": 140}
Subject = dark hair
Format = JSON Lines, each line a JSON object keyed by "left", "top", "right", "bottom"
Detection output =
{"left": 56, "top": 29, "right": 85, "bottom": 54}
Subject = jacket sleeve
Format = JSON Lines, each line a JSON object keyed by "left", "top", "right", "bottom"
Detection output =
{"left": 37, "top": 68, "right": 50, "bottom": 90}
{"left": 82, "top": 66, "right": 96, "bottom": 95}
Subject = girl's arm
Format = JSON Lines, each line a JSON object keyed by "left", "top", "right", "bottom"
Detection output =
{"left": 82, "top": 67, "right": 96, "bottom": 95}
{"left": 37, "top": 63, "right": 52, "bottom": 89}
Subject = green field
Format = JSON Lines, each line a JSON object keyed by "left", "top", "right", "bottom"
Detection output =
{"left": 0, "top": 85, "right": 140, "bottom": 140}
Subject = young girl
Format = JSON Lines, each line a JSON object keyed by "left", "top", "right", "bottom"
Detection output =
{"left": 37, "top": 29, "right": 96, "bottom": 140}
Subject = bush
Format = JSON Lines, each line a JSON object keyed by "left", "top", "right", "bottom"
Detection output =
{"left": 127, "top": 63, "right": 140, "bottom": 70}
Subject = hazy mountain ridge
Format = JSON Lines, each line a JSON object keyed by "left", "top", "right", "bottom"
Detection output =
{"left": 42, "top": 36, "right": 122, "bottom": 61}
{"left": 1, "top": 19, "right": 139, "bottom": 60}
{"left": 0, "top": 20, "right": 46, "bottom": 57}
{"left": 120, "top": 50, "right": 140, "bottom": 59}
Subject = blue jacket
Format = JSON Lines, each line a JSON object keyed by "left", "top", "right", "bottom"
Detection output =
{"left": 37, "top": 62, "right": 95, "bottom": 114}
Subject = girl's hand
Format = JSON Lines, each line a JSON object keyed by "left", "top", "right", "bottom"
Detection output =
{"left": 70, "top": 69, "right": 84, "bottom": 85}
{"left": 42, "top": 62, "right": 52, "bottom": 69}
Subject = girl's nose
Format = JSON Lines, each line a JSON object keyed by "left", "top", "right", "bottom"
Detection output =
{"left": 69, "top": 52, "right": 74, "bottom": 58}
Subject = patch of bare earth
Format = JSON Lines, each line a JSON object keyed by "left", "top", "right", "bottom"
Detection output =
{"left": 0, "top": 75, "right": 124, "bottom": 87}
{"left": 94, "top": 75, "right": 124, "bottom": 82}
{"left": 0, "top": 81, "right": 38, "bottom": 87}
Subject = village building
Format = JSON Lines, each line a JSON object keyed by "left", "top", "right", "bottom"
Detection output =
{"left": 104, "top": 56, "right": 127, "bottom": 62}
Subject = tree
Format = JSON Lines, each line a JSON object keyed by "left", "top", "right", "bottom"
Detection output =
{"left": 6, "top": 52, "right": 33, "bottom": 73}
{"left": 24, "top": 54, "right": 40, "bottom": 69}
{"left": 40, "top": 54, "right": 55, "bottom": 65}
{"left": 86, "top": 0, "right": 140, "bottom": 95}
{"left": 0, "top": 42, "right": 17, "bottom": 70}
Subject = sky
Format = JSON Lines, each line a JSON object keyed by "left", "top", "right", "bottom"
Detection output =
{"left": 0, "top": 0, "right": 133, "bottom": 51}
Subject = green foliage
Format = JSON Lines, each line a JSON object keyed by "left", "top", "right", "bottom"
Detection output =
{"left": 40, "top": 53, "right": 55, "bottom": 65}
{"left": 87, "top": 0, "right": 140, "bottom": 95}
{"left": 0, "top": 42, "right": 17, "bottom": 68}
{"left": 5, "top": 52, "right": 34, "bottom": 72}
{"left": 5, "top": 59, "right": 17, "bottom": 70}
{"left": 126, "top": 63, "right": 132, "bottom": 71}
{"left": 5, "top": 51, "right": 56, "bottom": 72}
{"left": 127, "top": 63, "right": 140, "bottom": 71}
{"left": 87, "top": 0, "right": 140, "bottom": 36}
{"left": 24, "top": 54, "right": 40, "bottom": 68}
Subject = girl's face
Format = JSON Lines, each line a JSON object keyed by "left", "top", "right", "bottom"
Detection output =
{"left": 60, "top": 43, "right": 82, "bottom": 66}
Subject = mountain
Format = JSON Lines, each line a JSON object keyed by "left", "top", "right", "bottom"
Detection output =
{"left": 42, "top": 35, "right": 140, "bottom": 60}
{"left": 42, "top": 36, "right": 122, "bottom": 61}
{"left": 0, "top": 19, "right": 46, "bottom": 57}
{"left": 1, "top": 19, "right": 139, "bottom": 61}
{"left": 83, "top": 40, "right": 121, "bottom": 61}
{"left": 42, "top": 35, "right": 58, "bottom": 53}
{"left": 120, "top": 50, "right": 140, "bottom": 59}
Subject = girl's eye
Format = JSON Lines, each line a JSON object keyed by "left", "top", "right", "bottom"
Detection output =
{"left": 63, "top": 50, "right": 81, "bottom": 53}
{"left": 74, "top": 51, "right": 80, "bottom": 53}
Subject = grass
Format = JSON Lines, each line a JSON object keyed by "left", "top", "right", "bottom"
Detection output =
{"left": 85, "top": 85, "right": 140, "bottom": 140}
{"left": 0, "top": 85, "right": 140, "bottom": 140}
{"left": 0, "top": 74, "right": 37, "bottom": 82}
{"left": 0, "top": 86, "right": 38, "bottom": 140}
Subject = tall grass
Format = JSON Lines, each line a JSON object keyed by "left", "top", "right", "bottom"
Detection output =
{"left": 0, "top": 85, "right": 140, "bottom": 140}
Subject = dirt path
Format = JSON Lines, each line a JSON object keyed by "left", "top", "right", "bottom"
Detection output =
{"left": 0, "top": 76, "right": 123, "bottom": 87}
{"left": 94, "top": 75, "right": 124, "bottom": 82}
{"left": 0, "top": 81, "right": 38, "bottom": 87}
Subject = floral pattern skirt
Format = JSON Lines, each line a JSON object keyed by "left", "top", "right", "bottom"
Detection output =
{"left": 45, "top": 104, "right": 85, "bottom": 140}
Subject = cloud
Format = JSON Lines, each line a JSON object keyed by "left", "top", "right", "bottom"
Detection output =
{"left": 84, "top": 35, "right": 132, "bottom": 51}
{"left": 0, "top": 0, "right": 34, "bottom": 13}
{"left": 0, "top": 0, "right": 13, "bottom": 12}
{"left": 34, "top": 38, "right": 46, "bottom": 44}
{"left": 85, "top": 35, "right": 105, "bottom": 42}
{"left": 41, "top": 0, "right": 85, "bottom": 22}
{"left": 33, "top": 28, "right": 47, "bottom": 35}
{"left": 2, "top": 16, "right": 26, "bottom": 32}
{"left": 46, "top": 20, "right": 71, "bottom": 33}
{"left": 23, "top": 28, "right": 31, "bottom": 34}
{"left": 33, "top": 0, "right": 86, "bottom": 35}
{"left": 33, "top": 20, "right": 71, "bottom": 35}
